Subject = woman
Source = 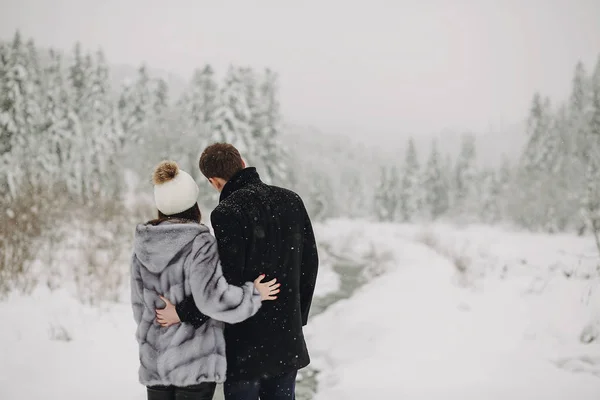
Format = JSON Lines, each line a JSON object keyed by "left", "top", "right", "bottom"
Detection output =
{"left": 131, "top": 160, "right": 280, "bottom": 400}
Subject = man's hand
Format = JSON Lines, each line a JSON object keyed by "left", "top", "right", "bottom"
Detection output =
{"left": 156, "top": 296, "right": 181, "bottom": 327}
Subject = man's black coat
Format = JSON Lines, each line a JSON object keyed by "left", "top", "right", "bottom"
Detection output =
{"left": 176, "top": 167, "right": 319, "bottom": 381}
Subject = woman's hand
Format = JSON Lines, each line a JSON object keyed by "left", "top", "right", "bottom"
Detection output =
{"left": 156, "top": 296, "right": 181, "bottom": 327}
{"left": 254, "top": 275, "right": 281, "bottom": 301}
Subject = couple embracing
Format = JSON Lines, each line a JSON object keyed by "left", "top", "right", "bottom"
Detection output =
{"left": 131, "top": 143, "right": 319, "bottom": 400}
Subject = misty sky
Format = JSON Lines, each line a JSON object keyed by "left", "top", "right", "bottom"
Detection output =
{"left": 1, "top": 0, "right": 599, "bottom": 141}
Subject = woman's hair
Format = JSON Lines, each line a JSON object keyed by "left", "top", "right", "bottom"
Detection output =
{"left": 148, "top": 203, "right": 202, "bottom": 225}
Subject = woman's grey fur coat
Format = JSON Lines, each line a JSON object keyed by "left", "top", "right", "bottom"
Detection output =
{"left": 130, "top": 220, "right": 262, "bottom": 387}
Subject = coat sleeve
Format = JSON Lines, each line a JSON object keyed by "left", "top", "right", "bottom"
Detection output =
{"left": 175, "top": 296, "right": 210, "bottom": 329}
{"left": 186, "top": 232, "right": 262, "bottom": 324}
{"left": 176, "top": 209, "right": 248, "bottom": 326}
{"left": 300, "top": 204, "right": 319, "bottom": 326}
{"left": 131, "top": 254, "right": 144, "bottom": 325}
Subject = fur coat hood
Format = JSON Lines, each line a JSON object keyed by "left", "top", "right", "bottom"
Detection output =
{"left": 133, "top": 220, "right": 207, "bottom": 274}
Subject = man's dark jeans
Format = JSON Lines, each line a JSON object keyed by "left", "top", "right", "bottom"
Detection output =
{"left": 224, "top": 370, "right": 297, "bottom": 400}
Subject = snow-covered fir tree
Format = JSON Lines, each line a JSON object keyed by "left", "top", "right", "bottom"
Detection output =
{"left": 210, "top": 66, "right": 252, "bottom": 161}
{"left": 399, "top": 138, "right": 421, "bottom": 222}
{"left": 175, "top": 65, "right": 218, "bottom": 182}
{"left": 521, "top": 94, "right": 558, "bottom": 173}
{"left": 254, "top": 69, "right": 289, "bottom": 185}
{"left": 517, "top": 93, "right": 564, "bottom": 230}
{"left": 374, "top": 165, "right": 400, "bottom": 222}
{"left": 179, "top": 65, "right": 216, "bottom": 141}
{"left": 0, "top": 31, "right": 44, "bottom": 198}
{"left": 583, "top": 55, "right": 600, "bottom": 248}
{"left": 342, "top": 171, "right": 368, "bottom": 218}
{"left": 453, "top": 134, "right": 478, "bottom": 220}
{"left": 478, "top": 169, "right": 501, "bottom": 224}
{"left": 564, "top": 61, "right": 594, "bottom": 233}
{"left": 549, "top": 105, "right": 578, "bottom": 231}
{"left": 569, "top": 61, "right": 592, "bottom": 161}
{"left": 307, "top": 171, "right": 335, "bottom": 222}
{"left": 495, "top": 155, "right": 513, "bottom": 221}
{"left": 423, "top": 139, "right": 449, "bottom": 220}
{"left": 41, "top": 50, "right": 73, "bottom": 183}
{"left": 118, "top": 65, "right": 153, "bottom": 145}
{"left": 0, "top": 41, "right": 13, "bottom": 200}
{"left": 86, "top": 50, "right": 118, "bottom": 198}
{"left": 568, "top": 62, "right": 590, "bottom": 145}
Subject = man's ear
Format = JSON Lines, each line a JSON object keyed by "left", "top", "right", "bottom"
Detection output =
{"left": 208, "top": 178, "right": 217, "bottom": 190}
{"left": 208, "top": 177, "right": 225, "bottom": 191}
{"left": 242, "top": 158, "right": 246, "bottom": 168}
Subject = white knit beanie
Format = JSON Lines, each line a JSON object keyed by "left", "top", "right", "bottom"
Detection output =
{"left": 152, "top": 161, "right": 200, "bottom": 215}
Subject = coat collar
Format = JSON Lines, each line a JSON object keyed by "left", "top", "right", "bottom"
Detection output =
{"left": 219, "top": 167, "right": 262, "bottom": 202}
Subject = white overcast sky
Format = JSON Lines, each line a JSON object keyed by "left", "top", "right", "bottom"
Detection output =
{"left": 1, "top": 0, "right": 599, "bottom": 141}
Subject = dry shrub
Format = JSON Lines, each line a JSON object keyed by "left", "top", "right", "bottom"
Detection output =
{"left": 0, "top": 180, "right": 149, "bottom": 303}
{"left": 0, "top": 181, "right": 70, "bottom": 297}
{"left": 49, "top": 323, "right": 73, "bottom": 342}
{"left": 50, "top": 197, "right": 149, "bottom": 305}
{"left": 416, "top": 230, "right": 472, "bottom": 279}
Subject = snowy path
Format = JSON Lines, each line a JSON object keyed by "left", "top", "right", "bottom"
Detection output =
{"left": 2, "top": 222, "right": 600, "bottom": 399}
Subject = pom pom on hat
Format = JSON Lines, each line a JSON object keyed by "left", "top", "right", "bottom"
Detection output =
{"left": 153, "top": 161, "right": 199, "bottom": 215}
{"left": 153, "top": 161, "right": 179, "bottom": 185}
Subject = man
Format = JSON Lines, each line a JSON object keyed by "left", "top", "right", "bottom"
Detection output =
{"left": 155, "top": 143, "right": 319, "bottom": 400}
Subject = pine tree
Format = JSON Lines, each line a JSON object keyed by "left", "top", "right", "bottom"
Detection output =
{"left": 550, "top": 105, "right": 577, "bottom": 231}
{"left": 254, "top": 69, "right": 289, "bottom": 185}
{"left": 64, "top": 42, "right": 96, "bottom": 199}
{"left": 118, "top": 64, "right": 152, "bottom": 144}
{"left": 342, "top": 171, "right": 367, "bottom": 218}
{"left": 591, "top": 55, "right": 600, "bottom": 139}
{"left": 584, "top": 55, "right": 600, "bottom": 250}
{"left": 66, "top": 47, "right": 115, "bottom": 201}
{"left": 0, "top": 31, "right": 44, "bottom": 198}
{"left": 153, "top": 78, "right": 169, "bottom": 115}
{"left": 180, "top": 65, "right": 217, "bottom": 136}
{"left": 567, "top": 60, "right": 592, "bottom": 164}
{"left": 453, "top": 134, "right": 478, "bottom": 220}
{"left": 521, "top": 94, "right": 558, "bottom": 173}
{"left": 20, "top": 38, "right": 45, "bottom": 188}
{"left": 498, "top": 156, "right": 512, "bottom": 193}
{"left": 496, "top": 155, "right": 513, "bottom": 220}
{"left": 374, "top": 165, "right": 400, "bottom": 222}
{"left": 176, "top": 65, "right": 218, "bottom": 181}
{"left": 0, "top": 41, "right": 12, "bottom": 199}
{"left": 423, "top": 139, "right": 448, "bottom": 220}
{"left": 566, "top": 62, "right": 590, "bottom": 224}
{"left": 514, "top": 94, "right": 558, "bottom": 229}
{"left": 42, "top": 50, "right": 73, "bottom": 182}
{"left": 398, "top": 138, "right": 421, "bottom": 222}
{"left": 69, "top": 43, "right": 90, "bottom": 112}
{"left": 210, "top": 66, "right": 252, "bottom": 160}
{"left": 307, "top": 171, "right": 335, "bottom": 222}
{"left": 478, "top": 169, "right": 500, "bottom": 224}
{"left": 240, "top": 67, "right": 259, "bottom": 129}
{"left": 25, "top": 39, "right": 43, "bottom": 91}
{"left": 443, "top": 153, "right": 455, "bottom": 212}
{"left": 88, "top": 49, "right": 122, "bottom": 198}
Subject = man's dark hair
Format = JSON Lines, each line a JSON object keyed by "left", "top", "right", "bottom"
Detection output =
{"left": 199, "top": 143, "right": 244, "bottom": 180}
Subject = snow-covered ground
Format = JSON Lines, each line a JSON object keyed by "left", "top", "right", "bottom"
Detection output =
{"left": 2, "top": 220, "right": 600, "bottom": 399}
{"left": 307, "top": 222, "right": 600, "bottom": 399}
